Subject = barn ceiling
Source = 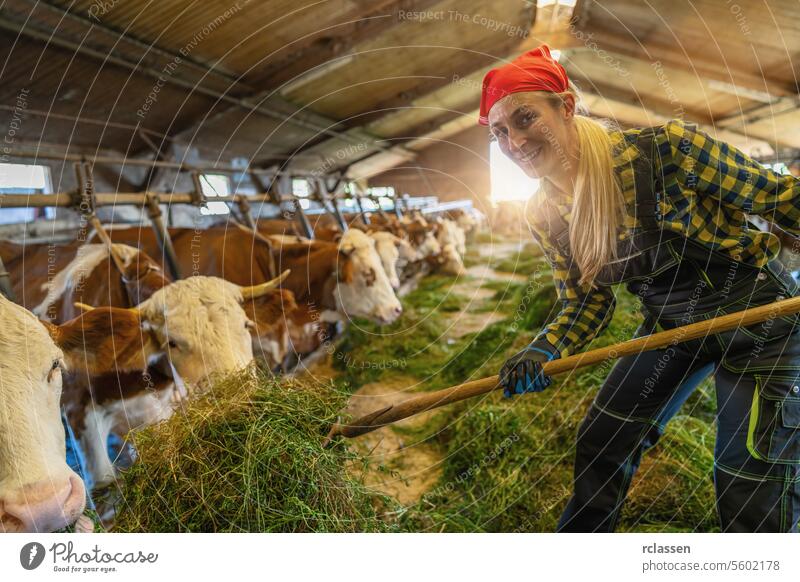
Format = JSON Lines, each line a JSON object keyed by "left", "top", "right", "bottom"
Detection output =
{"left": 0, "top": 0, "right": 797, "bottom": 182}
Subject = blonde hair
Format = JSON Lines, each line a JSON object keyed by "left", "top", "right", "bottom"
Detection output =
{"left": 539, "top": 84, "right": 625, "bottom": 287}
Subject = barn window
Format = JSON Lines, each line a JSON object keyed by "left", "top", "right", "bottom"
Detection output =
{"left": 292, "top": 179, "right": 312, "bottom": 209}
{"left": 0, "top": 163, "right": 53, "bottom": 224}
{"left": 489, "top": 141, "right": 540, "bottom": 205}
{"left": 761, "top": 162, "right": 790, "bottom": 175}
{"left": 199, "top": 173, "right": 231, "bottom": 215}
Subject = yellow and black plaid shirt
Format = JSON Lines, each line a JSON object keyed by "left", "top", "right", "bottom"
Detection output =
{"left": 528, "top": 119, "right": 800, "bottom": 358}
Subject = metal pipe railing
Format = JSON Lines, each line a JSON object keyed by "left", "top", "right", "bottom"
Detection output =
{"left": 5, "top": 149, "right": 321, "bottom": 177}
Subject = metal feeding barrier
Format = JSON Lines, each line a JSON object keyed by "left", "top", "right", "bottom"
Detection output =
{"left": 0, "top": 151, "right": 473, "bottom": 298}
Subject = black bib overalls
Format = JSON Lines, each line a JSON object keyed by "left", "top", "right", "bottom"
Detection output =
{"left": 545, "top": 130, "right": 800, "bottom": 532}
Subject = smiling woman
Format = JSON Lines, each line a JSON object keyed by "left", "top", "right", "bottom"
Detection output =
{"left": 479, "top": 43, "right": 800, "bottom": 534}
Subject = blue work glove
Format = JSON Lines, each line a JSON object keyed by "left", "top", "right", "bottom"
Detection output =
{"left": 499, "top": 343, "right": 557, "bottom": 398}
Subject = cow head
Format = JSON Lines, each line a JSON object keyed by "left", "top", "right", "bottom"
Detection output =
{"left": 334, "top": 229, "right": 403, "bottom": 325}
{"left": 438, "top": 217, "right": 467, "bottom": 256}
{"left": 75, "top": 272, "right": 289, "bottom": 394}
{"left": 0, "top": 296, "right": 85, "bottom": 533}
{"left": 406, "top": 220, "right": 441, "bottom": 259}
{"left": 439, "top": 243, "right": 467, "bottom": 276}
{"left": 368, "top": 231, "right": 405, "bottom": 290}
{"left": 134, "top": 273, "right": 288, "bottom": 393}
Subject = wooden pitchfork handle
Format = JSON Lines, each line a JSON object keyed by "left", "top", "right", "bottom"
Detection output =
{"left": 323, "top": 294, "right": 800, "bottom": 447}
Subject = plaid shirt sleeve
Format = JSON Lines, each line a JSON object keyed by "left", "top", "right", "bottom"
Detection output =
{"left": 528, "top": 224, "right": 616, "bottom": 359}
{"left": 663, "top": 119, "right": 800, "bottom": 235}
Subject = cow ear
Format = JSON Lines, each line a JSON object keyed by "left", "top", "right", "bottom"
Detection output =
{"left": 52, "top": 307, "right": 147, "bottom": 375}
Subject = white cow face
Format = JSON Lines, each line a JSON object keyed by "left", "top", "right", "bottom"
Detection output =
{"left": 438, "top": 218, "right": 467, "bottom": 255}
{"left": 369, "top": 231, "right": 403, "bottom": 290}
{"left": 137, "top": 274, "right": 286, "bottom": 392}
{"left": 334, "top": 229, "right": 403, "bottom": 325}
{"left": 0, "top": 296, "right": 85, "bottom": 533}
{"left": 419, "top": 230, "right": 442, "bottom": 258}
{"left": 439, "top": 243, "right": 466, "bottom": 276}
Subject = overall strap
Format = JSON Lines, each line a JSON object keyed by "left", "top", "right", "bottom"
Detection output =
{"left": 535, "top": 196, "right": 571, "bottom": 257}
{"left": 532, "top": 126, "right": 665, "bottom": 257}
{"left": 632, "top": 128, "right": 662, "bottom": 230}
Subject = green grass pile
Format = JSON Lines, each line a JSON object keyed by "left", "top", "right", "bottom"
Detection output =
{"left": 113, "top": 370, "right": 396, "bottom": 532}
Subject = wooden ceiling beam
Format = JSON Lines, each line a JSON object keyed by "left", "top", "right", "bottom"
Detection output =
{"left": 566, "top": 71, "right": 715, "bottom": 125}
{"left": 246, "top": 0, "right": 443, "bottom": 91}
{"left": 525, "top": 26, "right": 798, "bottom": 99}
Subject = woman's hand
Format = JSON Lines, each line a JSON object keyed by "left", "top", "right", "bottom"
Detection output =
{"left": 499, "top": 344, "right": 557, "bottom": 397}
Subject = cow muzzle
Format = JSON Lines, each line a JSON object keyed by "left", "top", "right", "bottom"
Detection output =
{"left": 0, "top": 473, "right": 85, "bottom": 533}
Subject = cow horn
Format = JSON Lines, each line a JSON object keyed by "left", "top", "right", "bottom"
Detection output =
{"left": 74, "top": 302, "right": 140, "bottom": 316}
{"left": 240, "top": 269, "right": 290, "bottom": 300}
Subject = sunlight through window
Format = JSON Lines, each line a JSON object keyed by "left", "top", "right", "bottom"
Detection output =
{"left": 489, "top": 141, "right": 540, "bottom": 205}
{"left": 199, "top": 173, "right": 231, "bottom": 215}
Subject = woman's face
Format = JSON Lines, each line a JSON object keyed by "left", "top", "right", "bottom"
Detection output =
{"left": 487, "top": 91, "right": 576, "bottom": 179}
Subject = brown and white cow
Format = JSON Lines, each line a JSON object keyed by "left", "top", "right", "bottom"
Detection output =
{"left": 2, "top": 240, "right": 297, "bottom": 370}
{"left": 104, "top": 225, "right": 403, "bottom": 326}
{"left": 434, "top": 217, "right": 467, "bottom": 276}
{"left": 255, "top": 219, "right": 418, "bottom": 291}
{"left": 65, "top": 271, "right": 287, "bottom": 488}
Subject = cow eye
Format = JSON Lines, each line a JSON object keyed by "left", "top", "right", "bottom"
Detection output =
{"left": 47, "top": 359, "right": 64, "bottom": 382}
{"left": 167, "top": 340, "right": 178, "bottom": 349}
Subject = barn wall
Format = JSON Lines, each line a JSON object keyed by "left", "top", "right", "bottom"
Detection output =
{"left": 368, "top": 125, "right": 491, "bottom": 206}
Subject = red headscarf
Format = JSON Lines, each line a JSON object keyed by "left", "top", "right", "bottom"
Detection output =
{"left": 478, "top": 45, "right": 569, "bottom": 126}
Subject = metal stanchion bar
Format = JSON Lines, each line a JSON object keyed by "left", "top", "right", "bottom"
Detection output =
{"left": 354, "top": 195, "right": 370, "bottom": 225}
{"left": 144, "top": 194, "right": 182, "bottom": 280}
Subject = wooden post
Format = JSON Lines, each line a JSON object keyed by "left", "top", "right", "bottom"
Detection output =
{"left": 236, "top": 195, "right": 256, "bottom": 229}
{"left": 0, "top": 255, "right": 16, "bottom": 301}
{"left": 144, "top": 193, "right": 182, "bottom": 280}
{"left": 72, "top": 162, "right": 129, "bottom": 276}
